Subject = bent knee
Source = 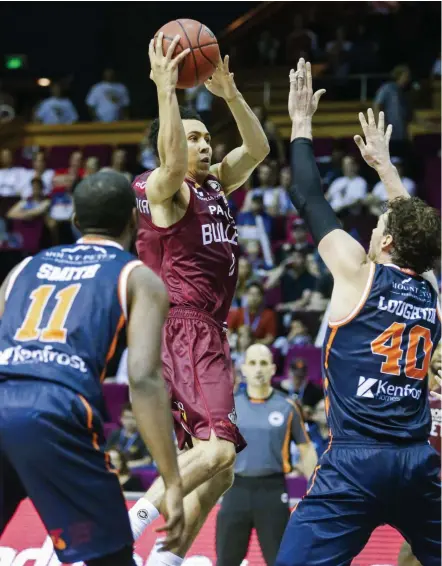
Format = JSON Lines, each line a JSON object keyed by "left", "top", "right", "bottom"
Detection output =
{"left": 204, "top": 436, "right": 236, "bottom": 475}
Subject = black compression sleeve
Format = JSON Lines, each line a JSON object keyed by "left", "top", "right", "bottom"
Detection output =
{"left": 288, "top": 137, "right": 341, "bottom": 246}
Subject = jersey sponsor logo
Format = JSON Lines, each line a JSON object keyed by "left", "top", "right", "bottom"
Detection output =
{"left": 208, "top": 204, "right": 234, "bottom": 223}
{"left": 201, "top": 222, "right": 238, "bottom": 246}
{"left": 356, "top": 376, "right": 422, "bottom": 402}
{"left": 63, "top": 245, "right": 107, "bottom": 255}
{"left": 377, "top": 296, "right": 436, "bottom": 323}
{"left": 37, "top": 263, "right": 100, "bottom": 281}
{"left": 391, "top": 281, "right": 432, "bottom": 302}
{"left": 44, "top": 250, "right": 116, "bottom": 265}
{"left": 0, "top": 345, "right": 88, "bottom": 373}
{"left": 208, "top": 180, "right": 221, "bottom": 192}
{"left": 268, "top": 411, "right": 284, "bottom": 427}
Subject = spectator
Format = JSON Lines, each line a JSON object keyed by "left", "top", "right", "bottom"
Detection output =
{"left": 306, "top": 266, "right": 333, "bottom": 313}
{"left": 325, "top": 27, "right": 353, "bottom": 77}
{"left": 233, "top": 256, "right": 254, "bottom": 308}
{"left": 243, "top": 240, "right": 267, "bottom": 271}
{"left": 237, "top": 194, "right": 273, "bottom": 238}
{"left": 106, "top": 403, "right": 152, "bottom": 468}
{"left": 230, "top": 325, "right": 254, "bottom": 390}
{"left": 138, "top": 128, "right": 158, "bottom": 171}
{"left": 325, "top": 155, "right": 367, "bottom": 214}
{"left": 228, "top": 282, "right": 277, "bottom": 346}
{"left": 278, "top": 359, "right": 323, "bottom": 414}
{"left": 84, "top": 156, "right": 100, "bottom": 177}
{"left": 272, "top": 166, "right": 295, "bottom": 215}
{"left": 257, "top": 30, "right": 280, "bottom": 66}
{"left": 373, "top": 65, "right": 413, "bottom": 155}
{"left": 266, "top": 251, "right": 317, "bottom": 313}
{"left": 185, "top": 84, "right": 213, "bottom": 126}
{"left": 349, "top": 24, "right": 379, "bottom": 74}
{"left": 288, "top": 219, "right": 315, "bottom": 254}
{"left": 317, "top": 139, "right": 345, "bottom": 189}
{"left": 252, "top": 106, "right": 286, "bottom": 164}
{"left": 22, "top": 151, "right": 54, "bottom": 198}
{"left": 34, "top": 82, "right": 78, "bottom": 125}
{"left": 86, "top": 68, "right": 130, "bottom": 122}
{"left": 108, "top": 449, "right": 144, "bottom": 492}
{"left": 0, "top": 80, "right": 15, "bottom": 123}
{"left": 242, "top": 163, "right": 276, "bottom": 212}
{"left": 52, "top": 150, "right": 84, "bottom": 194}
{"left": 100, "top": 148, "right": 132, "bottom": 182}
{"left": 286, "top": 14, "right": 318, "bottom": 65}
{"left": 0, "top": 149, "right": 27, "bottom": 197}
{"left": 7, "top": 177, "right": 52, "bottom": 255}
{"left": 273, "top": 317, "right": 312, "bottom": 357}
{"left": 305, "top": 399, "right": 329, "bottom": 458}
{"left": 368, "top": 161, "right": 416, "bottom": 215}
{"left": 431, "top": 52, "right": 441, "bottom": 78}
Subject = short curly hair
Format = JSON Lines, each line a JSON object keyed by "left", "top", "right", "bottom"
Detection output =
{"left": 384, "top": 197, "right": 441, "bottom": 274}
{"left": 148, "top": 106, "right": 202, "bottom": 158}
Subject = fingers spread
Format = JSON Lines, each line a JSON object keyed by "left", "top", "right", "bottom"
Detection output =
{"left": 224, "top": 54, "right": 230, "bottom": 72}
{"left": 306, "top": 61, "right": 312, "bottom": 92}
{"left": 385, "top": 124, "right": 393, "bottom": 146}
{"left": 377, "top": 110, "right": 384, "bottom": 134}
{"left": 155, "top": 32, "right": 164, "bottom": 55}
{"left": 173, "top": 48, "right": 191, "bottom": 67}
{"left": 354, "top": 135, "right": 366, "bottom": 151}
{"left": 367, "top": 107, "right": 376, "bottom": 128}
{"left": 166, "top": 35, "right": 181, "bottom": 61}
{"left": 359, "top": 112, "right": 369, "bottom": 138}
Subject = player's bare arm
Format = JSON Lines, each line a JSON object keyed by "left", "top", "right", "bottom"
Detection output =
{"left": 354, "top": 109, "right": 409, "bottom": 200}
{"left": 0, "top": 258, "right": 32, "bottom": 318}
{"left": 298, "top": 442, "right": 318, "bottom": 479}
{"left": 145, "top": 32, "right": 191, "bottom": 207}
{"left": 287, "top": 58, "right": 371, "bottom": 321}
{"left": 207, "top": 55, "right": 270, "bottom": 194}
{"left": 126, "top": 264, "right": 185, "bottom": 551}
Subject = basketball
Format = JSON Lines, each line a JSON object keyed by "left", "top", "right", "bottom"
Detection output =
{"left": 155, "top": 19, "right": 220, "bottom": 89}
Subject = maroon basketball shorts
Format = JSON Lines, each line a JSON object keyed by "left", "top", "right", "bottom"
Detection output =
{"left": 162, "top": 307, "right": 246, "bottom": 453}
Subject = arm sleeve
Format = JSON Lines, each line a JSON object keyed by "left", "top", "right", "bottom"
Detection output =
{"left": 288, "top": 138, "right": 342, "bottom": 246}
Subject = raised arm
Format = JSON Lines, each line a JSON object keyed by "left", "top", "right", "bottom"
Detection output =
{"left": 354, "top": 109, "right": 410, "bottom": 200}
{"left": 207, "top": 56, "right": 269, "bottom": 194}
{"left": 126, "top": 265, "right": 184, "bottom": 550}
{"left": 287, "top": 59, "right": 368, "bottom": 284}
{"left": 145, "top": 33, "right": 191, "bottom": 205}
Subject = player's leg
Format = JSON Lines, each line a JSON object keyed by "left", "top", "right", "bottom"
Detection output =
{"left": 0, "top": 380, "right": 135, "bottom": 565}
{"left": 276, "top": 445, "right": 379, "bottom": 566}
{"left": 0, "top": 448, "right": 27, "bottom": 534}
{"left": 216, "top": 474, "right": 254, "bottom": 566}
{"left": 252, "top": 477, "right": 290, "bottom": 566}
{"left": 390, "top": 444, "right": 441, "bottom": 566}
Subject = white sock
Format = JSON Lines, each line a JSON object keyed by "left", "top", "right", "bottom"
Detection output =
{"left": 129, "top": 497, "right": 160, "bottom": 540}
{"left": 146, "top": 539, "right": 183, "bottom": 566}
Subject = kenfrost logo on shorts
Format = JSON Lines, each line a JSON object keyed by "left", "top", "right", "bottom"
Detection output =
{"left": 0, "top": 345, "right": 88, "bottom": 373}
{"left": 356, "top": 376, "right": 422, "bottom": 402}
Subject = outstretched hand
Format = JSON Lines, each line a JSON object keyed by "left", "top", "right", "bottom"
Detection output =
{"left": 430, "top": 370, "right": 442, "bottom": 401}
{"left": 288, "top": 58, "right": 326, "bottom": 122}
{"left": 205, "top": 55, "right": 239, "bottom": 101}
{"left": 354, "top": 109, "right": 393, "bottom": 170}
{"left": 149, "top": 32, "right": 190, "bottom": 91}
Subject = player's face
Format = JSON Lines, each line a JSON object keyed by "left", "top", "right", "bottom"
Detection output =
{"left": 242, "top": 347, "right": 276, "bottom": 387}
{"left": 246, "top": 286, "right": 263, "bottom": 310}
{"left": 368, "top": 212, "right": 393, "bottom": 262}
{"left": 183, "top": 119, "right": 212, "bottom": 177}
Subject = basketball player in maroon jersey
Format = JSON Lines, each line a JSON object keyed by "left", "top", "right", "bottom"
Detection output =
{"left": 398, "top": 344, "right": 441, "bottom": 566}
{"left": 129, "top": 33, "right": 269, "bottom": 563}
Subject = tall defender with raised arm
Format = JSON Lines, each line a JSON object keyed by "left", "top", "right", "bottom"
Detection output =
{"left": 275, "top": 59, "right": 441, "bottom": 566}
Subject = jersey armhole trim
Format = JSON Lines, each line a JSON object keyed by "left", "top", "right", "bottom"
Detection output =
{"left": 329, "top": 261, "right": 376, "bottom": 328}
{"left": 118, "top": 260, "right": 144, "bottom": 320}
{"left": 5, "top": 257, "right": 33, "bottom": 302}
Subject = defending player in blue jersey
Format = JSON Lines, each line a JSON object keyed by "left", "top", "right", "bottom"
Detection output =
{"left": 0, "top": 172, "right": 184, "bottom": 566}
{"left": 276, "top": 59, "right": 441, "bottom": 566}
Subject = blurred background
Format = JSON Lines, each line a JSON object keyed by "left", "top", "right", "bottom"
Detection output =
{"left": 0, "top": 2, "right": 440, "bottom": 564}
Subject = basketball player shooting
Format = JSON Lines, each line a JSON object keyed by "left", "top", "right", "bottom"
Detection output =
{"left": 129, "top": 33, "right": 270, "bottom": 563}
{"left": 275, "top": 58, "right": 441, "bottom": 566}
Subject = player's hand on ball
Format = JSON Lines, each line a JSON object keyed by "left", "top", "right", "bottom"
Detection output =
{"left": 205, "top": 55, "right": 239, "bottom": 101}
{"left": 354, "top": 109, "right": 393, "bottom": 170}
{"left": 430, "top": 370, "right": 442, "bottom": 401}
{"left": 288, "top": 58, "right": 326, "bottom": 121}
{"left": 149, "top": 32, "right": 190, "bottom": 91}
{"left": 155, "top": 482, "right": 185, "bottom": 552}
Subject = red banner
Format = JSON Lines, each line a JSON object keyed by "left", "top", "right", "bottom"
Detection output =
{"left": 0, "top": 499, "right": 404, "bottom": 565}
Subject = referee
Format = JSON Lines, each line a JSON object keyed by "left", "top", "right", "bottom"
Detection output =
{"left": 216, "top": 344, "right": 317, "bottom": 566}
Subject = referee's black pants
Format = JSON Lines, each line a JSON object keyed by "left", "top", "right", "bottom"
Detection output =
{"left": 216, "top": 474, "right": 290, "bottom": 566}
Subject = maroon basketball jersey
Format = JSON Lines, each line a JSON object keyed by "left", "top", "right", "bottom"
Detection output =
{"left": 133, "top": 171, "right": 239, "bottom": 325}
{"left": 429, "top": 391, "right": 441, "bottom": 455}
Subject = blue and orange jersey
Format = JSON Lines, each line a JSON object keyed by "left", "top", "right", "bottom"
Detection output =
{"left": 323, "top": 262, "right": 441, "bottom": 443}
{"left": 0, "top": 238, "right": 141, "bottom": 410}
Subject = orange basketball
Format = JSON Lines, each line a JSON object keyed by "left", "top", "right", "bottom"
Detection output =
{"left": 155, "top": 19, "right": 220, "bottom": 89}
